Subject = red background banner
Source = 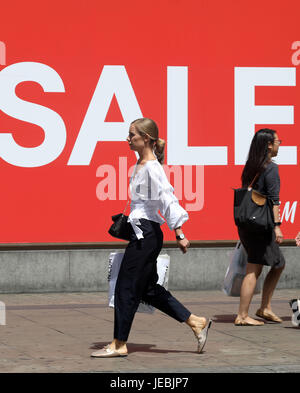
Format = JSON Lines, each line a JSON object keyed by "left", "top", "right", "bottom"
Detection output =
{"left": 0, "top": 0, "right": 299, "bottom": 243}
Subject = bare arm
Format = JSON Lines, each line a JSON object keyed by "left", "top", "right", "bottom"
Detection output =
{"left": 273, "top": 205, "right": 283, "bottom": 244}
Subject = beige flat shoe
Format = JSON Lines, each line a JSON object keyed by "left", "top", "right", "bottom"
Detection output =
{"left": 256, "top": 309, "right": 282, "bottom": 323}
{"left": 234, "top": 316, "right": 264, "bottom": 326}
{"left": 91, "top": 346, "right": 128, "bottom": 358}
{"left": 194, "top": 318, "right": 212, "bottom": 353}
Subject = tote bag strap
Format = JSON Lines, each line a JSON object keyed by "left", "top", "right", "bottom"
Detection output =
{"left": 248, "top": 173, "right": 260, "bottom": 190}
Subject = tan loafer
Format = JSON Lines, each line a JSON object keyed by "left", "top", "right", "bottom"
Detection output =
{"left": 91, "top": 346, "right": 128, "bottom": 358}
{"left": 256, "top": 309, "right": 283, "bottom": 323}
{"left": 194, "top": 318, "right": 212, "bottom": 353}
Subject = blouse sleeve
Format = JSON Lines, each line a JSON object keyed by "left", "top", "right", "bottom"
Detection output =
{"left": 146, "top": 163, "right": 189, "bottom": 230}
{"left": 264, "top": 163, "right": 280, "bottom": 205}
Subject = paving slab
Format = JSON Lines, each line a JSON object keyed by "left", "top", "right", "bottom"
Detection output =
{"left": 0, "top": 289, "right": 299, "bottom": 374}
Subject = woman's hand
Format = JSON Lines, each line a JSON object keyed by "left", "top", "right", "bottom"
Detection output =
{"left": 274, "top": 226, "right": 283, "bottom": 244}
{"left": 295, "top": 232, "right": 300, "bottom": 247}
{"left": 174, "top": 227, "right": 190, "bottom": 253}
{"left": 177, "top": 238, "right": 190, "bottom": 253}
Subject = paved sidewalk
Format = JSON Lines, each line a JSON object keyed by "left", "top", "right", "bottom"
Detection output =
{"left": 0, "top": 289, "right": 299, "bottom": 373}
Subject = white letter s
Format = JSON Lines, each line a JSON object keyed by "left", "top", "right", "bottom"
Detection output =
{"left": 0, "top": 62, "right": 66, "bottom": 167}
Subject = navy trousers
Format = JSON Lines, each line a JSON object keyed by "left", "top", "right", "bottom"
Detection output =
{"left": 114, "top": 219, "right": 191, "bottom": 341}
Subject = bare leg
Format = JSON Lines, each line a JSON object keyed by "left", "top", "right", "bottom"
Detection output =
{"left": 256, "top": 265, "right": 285, "bottom": 322}
{"left": 260, "top": 266, "right": 284, "bottom": 311}
{"left": 235, "top": 262, "right": 264, "bottom": 325}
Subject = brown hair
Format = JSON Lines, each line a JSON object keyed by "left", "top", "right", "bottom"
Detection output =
{"left": 131, "top": 118, "right": 165, "bottom": 164}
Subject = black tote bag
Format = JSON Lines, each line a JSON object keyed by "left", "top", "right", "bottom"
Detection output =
{"left": 233, "top": 174, "right": 274, "bottom": 232}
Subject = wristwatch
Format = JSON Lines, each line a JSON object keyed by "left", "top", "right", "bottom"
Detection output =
{"left": 176, "top": 233, "right": 185, "bottom": 240}
{"left": 274, "top": 222, "right": 281, "bottom": 226}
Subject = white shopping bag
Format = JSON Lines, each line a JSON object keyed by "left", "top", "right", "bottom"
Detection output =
{"left": 289, "top": 299, "right": 300, "bottom": 327}
{"left": 223, "top": 241, "right": 261, "bottom": 296}
{"left": 108, "top": 252, "right": 170, "bottom": 314}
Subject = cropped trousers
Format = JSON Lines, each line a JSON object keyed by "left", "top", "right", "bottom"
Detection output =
{"left": 114, "top": 219, "right": 191, "bottom": 342}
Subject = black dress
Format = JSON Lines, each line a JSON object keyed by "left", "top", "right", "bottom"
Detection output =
{"left": 238, "top": 161, "right": 285, "bottom": 269}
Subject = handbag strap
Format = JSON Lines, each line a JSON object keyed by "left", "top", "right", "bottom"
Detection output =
{"left": 122, "top": 199, "right": 130, "bottom": 215}
{"left": 122, "top": 161, "right": 139, "bottom": 215}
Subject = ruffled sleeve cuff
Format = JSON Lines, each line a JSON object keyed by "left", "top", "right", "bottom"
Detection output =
{"left": 163, "top": 200, "right": 189, "bottom": 230}
{"left": 146, "top": 161, "right": 189, "bottom": 230}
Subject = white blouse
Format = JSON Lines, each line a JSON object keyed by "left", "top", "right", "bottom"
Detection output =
{"left": 128, "top": 159, "right": 189, "bottom": 239}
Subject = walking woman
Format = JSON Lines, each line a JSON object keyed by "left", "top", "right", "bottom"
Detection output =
{"left": 235, "top": 128, "right": 285, "bottom": 326}
{"left": 91, "top": 118, "right": 212, "bottom": 357}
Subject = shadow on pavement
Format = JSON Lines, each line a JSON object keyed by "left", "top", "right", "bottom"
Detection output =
{"left": 212, "top": 314, "right": 236, "bottom": 323}
{"left": 213, "top": 314, "right": 292, "bottom": 323}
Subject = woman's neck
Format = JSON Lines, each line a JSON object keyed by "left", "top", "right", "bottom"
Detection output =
{"left": 137, "top": 147, "right": 156, "bottom": 164}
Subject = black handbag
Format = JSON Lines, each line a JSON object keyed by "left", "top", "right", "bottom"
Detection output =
{"left": 233, "top": 174, "right": 274, "bottom": 232}
{"left": 108, "top": 200, "right": 131, "bottom": 241}
{"left": 108, "top": 212, "right": 131, "bottom": 241}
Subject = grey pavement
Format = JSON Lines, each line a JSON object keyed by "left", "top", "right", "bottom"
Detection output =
{"left": 0, "top": 289, "right": 299, "bottom": 373}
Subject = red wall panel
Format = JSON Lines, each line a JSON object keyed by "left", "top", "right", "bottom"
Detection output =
{"left": 0, "top": 0, "right": 299, "bottom": 243}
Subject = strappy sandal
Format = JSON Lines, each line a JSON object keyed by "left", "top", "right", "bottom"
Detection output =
{"left": 255, "top": 309, "right": 282, "bottom": 323}
{"left": 234, "top": 316, "right": 264, "bottom": 326}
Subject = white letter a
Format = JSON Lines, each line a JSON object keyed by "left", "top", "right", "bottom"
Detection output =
{"left": 68, "top": 66, "right": 142, "bottom": 165}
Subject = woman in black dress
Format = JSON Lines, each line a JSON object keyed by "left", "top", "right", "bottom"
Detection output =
{"left": 235, "top": 129, "right": 285, "bottom": 326}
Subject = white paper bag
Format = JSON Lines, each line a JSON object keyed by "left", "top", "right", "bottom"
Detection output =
{"left": 289, "top": 299, "right": 300, "bottom": 327}
{"left": 223, "top": 241, "right": 261, "bottom": 296}
{"left": 108, "top": 252, "right": 170, "bottom": 314}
